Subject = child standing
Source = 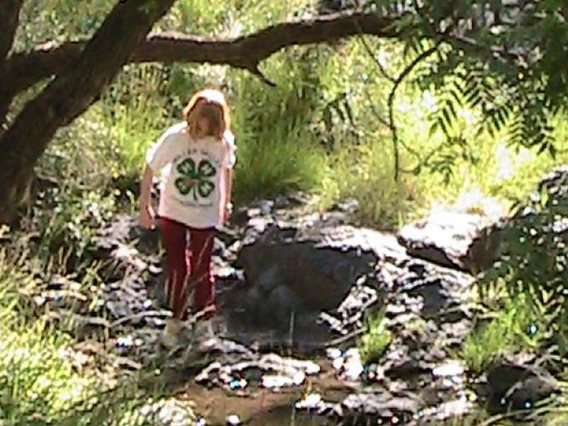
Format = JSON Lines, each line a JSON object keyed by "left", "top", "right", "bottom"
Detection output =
{"left": 138, "top": 88, "right": 236, "bottom": 350}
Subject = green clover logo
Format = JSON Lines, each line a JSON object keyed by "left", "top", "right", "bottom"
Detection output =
{"left": 174, "top": 157, "right": 216, "bottom": 201}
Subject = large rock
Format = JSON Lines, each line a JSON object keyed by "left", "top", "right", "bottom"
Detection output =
{"left": 234, "top": 224, "right": 396, "bottom": 312}
{"left": 221, "top": 203, "right": 407, "bottom": 351}
{"left": 486, "top": 359, "right": 560, "bottom": 414}
{"left": 397, "top": 166, "right": 568, "bottom": 276}
{"left": 397, "top": 209, "right": 502, "bottom": 274}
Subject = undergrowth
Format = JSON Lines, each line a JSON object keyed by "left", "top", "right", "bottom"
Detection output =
{"left": 0, "top": 249, "right": 179, "bottom": 426}
{"left": 460, "top": 295, "right": 545, "bottom": 375}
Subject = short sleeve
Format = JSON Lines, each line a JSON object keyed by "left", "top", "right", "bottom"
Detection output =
{"left": 223, "top": 131, "right": 237, "bottom": 168}
{"left": 146, "top": 125, "right": 181, "bottom": 171}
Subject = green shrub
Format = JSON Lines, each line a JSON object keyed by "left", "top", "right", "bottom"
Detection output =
{"left": 477, "top": 171, "right": 568, "bottom": 354}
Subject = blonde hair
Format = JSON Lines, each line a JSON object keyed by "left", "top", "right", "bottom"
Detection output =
{"left": 183, "top": 88, "right": 231, "bottom": 141}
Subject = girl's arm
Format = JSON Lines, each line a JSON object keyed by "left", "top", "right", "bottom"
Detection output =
{"left": 139, "top": 165, "right": 154, "bottom": 212}
{"left": 224, "top": 167, "right": 233, "bottom": 211}
{"left": 139, "top": 127, "right": 178, "bottom": 228}
{"left": 138, "top": 165, "right": 156, "bottom": 229}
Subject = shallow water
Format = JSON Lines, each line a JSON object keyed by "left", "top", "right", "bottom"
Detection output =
{"left": 178, "top": 356, "right": 351, "bottom": 426}
{"left": 243, "top": 406, "right": 331, "bottom": 426}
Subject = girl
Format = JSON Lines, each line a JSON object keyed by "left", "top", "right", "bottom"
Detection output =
{"left": 138, "top": 88, "right": 236, "bottom": 350}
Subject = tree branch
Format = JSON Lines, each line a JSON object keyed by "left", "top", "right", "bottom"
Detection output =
{"left": 4, "top": 12, "right": 402, "bottom": 95}
{"left": 387, "top": 43, "right": 441, "bottom": 181}
{"left": 0, "top": 0, "right": 176, "bottom": 218}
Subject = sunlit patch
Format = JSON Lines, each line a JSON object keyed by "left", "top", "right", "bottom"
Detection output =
{"left": 453, "top": 187, "right": 506, "bottom": 220}
{"left": 459, "top": 108, "right": 477, "bottom": 127}
{"left": 59, "top": 381, "right": 88, "bottom": 402}
{"left": 494, "top": 142, "right": 535, "bottom": 182}
{"left": 377, "top": 50, "right": 389, "bottom": 68}
{"left": 421, "top": 91, "right": 437, "bottom": 113}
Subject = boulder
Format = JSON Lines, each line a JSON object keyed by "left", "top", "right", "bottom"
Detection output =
{"left": 486, "top": 360, "right": 560, "bottom": 414}
{"left": 222, "top": 206, "right": 407, "bottom": 351}
{"left": 397, "top": 209, "right": 502, "bottom": 274}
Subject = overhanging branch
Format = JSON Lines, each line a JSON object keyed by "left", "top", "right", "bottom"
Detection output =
{"left": 0, "top": 0, "right": 176, "bottom": 217}
{"left": 4, "top": 12, "right": 402, "bottom": 95}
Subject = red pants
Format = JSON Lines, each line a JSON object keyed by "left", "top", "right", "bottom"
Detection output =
{"left": 158, "top": 217, "right": 216, "bottom": 321}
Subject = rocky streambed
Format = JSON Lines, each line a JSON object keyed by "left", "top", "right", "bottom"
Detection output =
{"left": 22, "top": 169, "right": 568, "bottom": 425}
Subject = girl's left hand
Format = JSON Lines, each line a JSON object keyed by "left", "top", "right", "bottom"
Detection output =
{"left": 223, "top": 203, "right": 233, "bottom": 223}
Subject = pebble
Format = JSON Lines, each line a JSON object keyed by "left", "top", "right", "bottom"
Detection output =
{"left": 226, "top": 414, "right": 241, "bottom": 425}
{"left": 295, "top": 393, "right": 322, "bottom": 411}
{"left": 326, "top": 347, "right": 342, "bottom": 360}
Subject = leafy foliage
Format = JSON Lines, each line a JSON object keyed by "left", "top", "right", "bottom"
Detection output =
{"left": 478, "top": 167, "right": 568, "bottom": 353}
{"left": 366, "top": 0, "right": 568, "bottom": 177}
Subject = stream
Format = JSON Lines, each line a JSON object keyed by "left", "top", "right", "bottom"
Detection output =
{"left": 33, "top": 171, "right": 568, "bottom": 426}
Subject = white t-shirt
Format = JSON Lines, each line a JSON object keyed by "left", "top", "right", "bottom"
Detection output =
{"left": 146, "top": 122, "right": 236, "bottom": 229}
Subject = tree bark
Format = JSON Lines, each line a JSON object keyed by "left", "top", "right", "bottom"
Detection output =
{"left": 0, "top": 0, "right": 23, "bottom": 61}
{"left": 4, "top": 12, "right": 401, "bottom": 96}
{"left": 0, "top": 0, "right": 176, "bottom": 219}
{"left": 0, "top": 0, "right": 24, "bottom": 128}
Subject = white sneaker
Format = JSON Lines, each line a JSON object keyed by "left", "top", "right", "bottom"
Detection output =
{"left": 160, "top": 318, "right": 184, "bottom": 349}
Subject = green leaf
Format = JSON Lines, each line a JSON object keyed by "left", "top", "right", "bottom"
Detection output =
{"left": 174, "top": 177, "right": 194, "bottom": 196}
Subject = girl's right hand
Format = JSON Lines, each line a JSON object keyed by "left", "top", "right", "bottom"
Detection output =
{"left": 138, "top": 206, "right": 155, "bottom": 230}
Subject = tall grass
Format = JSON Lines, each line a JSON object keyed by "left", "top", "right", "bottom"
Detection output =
{"left": 460, "top": 295, "right": 545, "bottom": 375}
{"left": 0, "top": 249, "right": 182, "bottom": 426}
{"left": 233, "top": 124, "right": 329, "bottom": 203}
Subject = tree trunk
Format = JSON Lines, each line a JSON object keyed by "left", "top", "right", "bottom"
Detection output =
{"left": 0, "top": 0, "right": 24, "bottom": 130}
{"left": 0, "top": 0, "right": 176, "bottom": 220}
{"left": 0, "top": 0, "right": 23, "bottom": 61}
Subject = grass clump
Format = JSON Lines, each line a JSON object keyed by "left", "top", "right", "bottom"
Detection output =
{"left": 0, "top": 249, "right": 185, "bottom": 426}
{"left": 315, "top": 142, "right": 431, "bottom": 229}
{"left": 233, "top": 124, "right": 329, "bottom": 203}
{"left": 0, "top": 320, "right": 93, "bottom": 425}
{"left": 359, "top": 310, "right": 392, "bottom": 365}
{"left": 460, "top": 296, "right": 545, "bottom": 375}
